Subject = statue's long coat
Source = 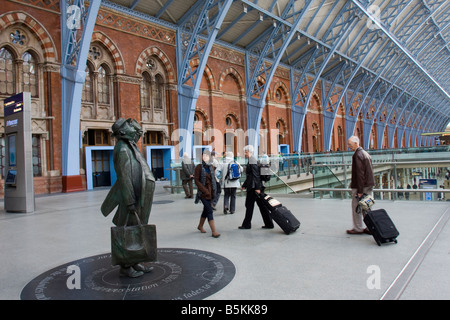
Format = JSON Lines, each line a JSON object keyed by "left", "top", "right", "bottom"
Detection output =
{"left": 101, "top": 139, "right": 155, "bottom": 226}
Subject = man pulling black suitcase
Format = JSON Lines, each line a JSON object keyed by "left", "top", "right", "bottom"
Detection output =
{"left": 355, "top": 193, "right": 399, "bottom": 246}
{"left": 363, "top": 208, "right": 399, "bottom": 246}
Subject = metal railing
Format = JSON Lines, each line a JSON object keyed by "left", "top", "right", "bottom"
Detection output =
{"left": 165, "top": 146, "right": 450, "bottom": 196}
{"left": 310, "top": 187, "right": 450, "bottom": 202}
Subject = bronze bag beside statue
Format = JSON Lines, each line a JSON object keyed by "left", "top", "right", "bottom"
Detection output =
{"left": 110, "top": 212, "right": 157, "bottom": 266}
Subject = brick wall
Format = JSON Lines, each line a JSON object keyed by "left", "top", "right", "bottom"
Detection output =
{"left": 0, "top": 0, "right": 372, "bottom": 197}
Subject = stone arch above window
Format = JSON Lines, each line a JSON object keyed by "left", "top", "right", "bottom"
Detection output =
{"left": 0, "top": 11, "right": 57, "bottom": 62}
{"left": 186, "top": 57, "right": 216, "bottom": 91}
{"left": 86, "top": 41, "right": 116, "bottom": 76}
{"left": 276, "top": 118, "right": 288, "bottom": 136}
{"left": 218, "top": 67, "right": 245, "bottom": 96}
{"left": 91, "top": 32, "right": 124, "bottom": 74}
{"left": 312, "top": 122, "right": 320, "bottom": 134}
{"left": 0, "top": 26, "right": 48, "bottom": 118}
{"left": 312, "top": 92, "right": 322, "bottom": 111}
{"left": 193, "top": 109, "right": 209, "bottom": 146}
{"left": 224, "top": 112, "right": 241, "bottom": 129}
{"left": 200, "top": 63, "right": 215, "bottom": 91}
{"left": 193, "top": 108, "right": 211, "bottom": 143}
{"left": 135, "top": 46, "right": 175, "bottom": 83}
{"left": 272, "top": 81, "right": 290, "bottom": 105}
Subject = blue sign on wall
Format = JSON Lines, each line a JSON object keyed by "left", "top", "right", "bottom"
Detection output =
{"left": 419, "top": 179, "right": 437, "bottom": 201}
{"left": 419, "top": 179, "right": 437, "bottom": 188}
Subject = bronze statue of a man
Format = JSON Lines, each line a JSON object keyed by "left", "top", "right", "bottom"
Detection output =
{"left": 101, "top": 118, "right": 156, "bottom": 278}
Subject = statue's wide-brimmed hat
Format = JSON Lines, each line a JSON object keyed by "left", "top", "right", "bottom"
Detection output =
{"left": 111, "top": 117, "right": 131, "bottom": 136}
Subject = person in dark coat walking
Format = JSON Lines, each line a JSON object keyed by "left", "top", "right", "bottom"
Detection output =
{"left": 194, "top": 149, "right": 220, "bottom": 238}
{"left": 239, "top": 145, "right": 274, "bottom": 230}
{"left": 347, "top": 135, "right": 374, "bottom": 235}
{"left": 181, "top": 152, "right": 195, "bottom": 198}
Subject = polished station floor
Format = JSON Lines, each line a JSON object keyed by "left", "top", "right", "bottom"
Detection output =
{"left": 0, "top": 183, "right": 449, "bottom": 300}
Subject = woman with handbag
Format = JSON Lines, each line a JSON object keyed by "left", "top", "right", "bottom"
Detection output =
{"left": 194, "top": 149, "right": 221, "bottom": 238}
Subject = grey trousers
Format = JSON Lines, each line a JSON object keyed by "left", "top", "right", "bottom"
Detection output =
{"left": 351, "top": 187, "right": 373, "bottom": 232}
{"left": 182, "top": 179, "right": 193, "bottom": 197}
{"left": 223, "top": 187, "right": 237, "bottom": 212}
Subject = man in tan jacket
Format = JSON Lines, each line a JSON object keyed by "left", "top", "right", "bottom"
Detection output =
{"left": 347, "top": 136, "right": 374, "bottom": 235}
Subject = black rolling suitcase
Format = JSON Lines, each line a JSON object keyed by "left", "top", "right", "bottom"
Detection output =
{"left": 258, "top": 193, "right": 300, "bottom": 234}
{"left": 363, "top": 209, "right": 399, "bottom": 246}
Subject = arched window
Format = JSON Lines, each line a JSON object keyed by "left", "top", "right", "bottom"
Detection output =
{"left": 0, "top": 47, "right": 15, "bottom": 95}
{"left": 0, "top": 25, "right": 51, "bottom": 180}
{"left": 275, "top": 88, "right": 282, "bottom": 101}
{"left": 97, "top": 64, "right": 110, "bottom": 105}
{"left": 22, "top": 51, "right": 38, "bottom": 97}
{"left": 193, "top": 111, "right": 207, "bottom": 146}
{"left": 141, "top": 72, "right": 151, "bottom": 109}
{"left": 82, "top": 64, "right": 94, "bottom": 103}
{"left": 276, "top": 120, "right": 286, "bottom": 145}
{"left": 1, "top": 47, "right": 43, "bottom": 177}
{"left": 81, "top": 44, "right": 115, "bottom": 121}
{"left": 139, "top": 56, "right": 168, "bottom": 124}
{"left": 154, "top": 74, "right": 164, "bottom": 109}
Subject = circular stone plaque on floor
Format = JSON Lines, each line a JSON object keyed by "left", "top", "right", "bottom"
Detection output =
{"left": 21, "top": 248, "right": 235, "bottom": 300}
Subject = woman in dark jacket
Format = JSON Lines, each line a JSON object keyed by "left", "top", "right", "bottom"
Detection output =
{"left": 194, "top": 150, "right": 220, "bottom": 238}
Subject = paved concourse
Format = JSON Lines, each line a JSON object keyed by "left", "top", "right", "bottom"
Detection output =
{"left": 0, "top": 183, "right": 448, "bottom": 300}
